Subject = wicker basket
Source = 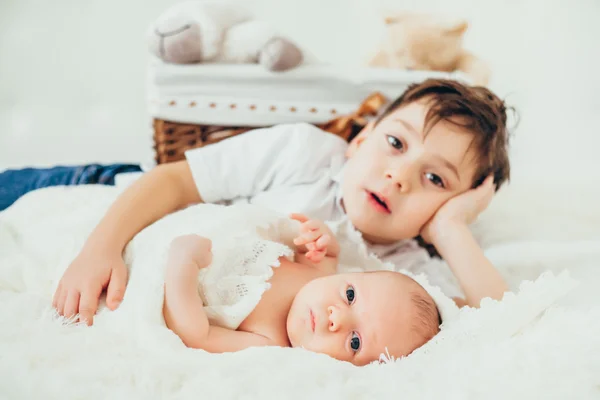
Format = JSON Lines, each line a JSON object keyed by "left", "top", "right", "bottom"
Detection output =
{"left": 152, "top": 92, "right": 387, "bottom": 164}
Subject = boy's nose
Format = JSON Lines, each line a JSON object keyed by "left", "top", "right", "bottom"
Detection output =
{"left": 385, "top": 156, "right": 419, "bottom": 193}
{"left": 385, "top": 168, "right": 412, "bottom": 193}
{"left": 327, "top": 305, "right": 348, "bottom": 332}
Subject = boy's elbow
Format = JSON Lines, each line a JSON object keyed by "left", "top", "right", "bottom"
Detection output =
{"left": 457, "top": 286, "right": 509, "bottom": 309}
{"left": 452, "top": 297, "right": 468, "bottom": 308}
{"left": 158, "top": 161, "right": 203, "bottom": 207}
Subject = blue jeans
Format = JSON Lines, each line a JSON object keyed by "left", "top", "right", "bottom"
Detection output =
{"left": 0, "top": 164, "right": 142, "bottom": 211}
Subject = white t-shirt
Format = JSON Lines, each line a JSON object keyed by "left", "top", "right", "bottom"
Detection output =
{"left": 185, "top": 123, "right": 462, "bottom": 298}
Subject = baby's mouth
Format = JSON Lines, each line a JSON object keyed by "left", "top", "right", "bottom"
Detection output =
{"left": 309, "top": 309, "right": 315, "bottom": 332}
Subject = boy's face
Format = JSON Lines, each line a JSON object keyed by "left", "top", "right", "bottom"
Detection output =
{"left": 286, "top": 272, "right": 426, "bottom": 366}
{"left": 342, "top": 99, "right": 478, "bottom": 244}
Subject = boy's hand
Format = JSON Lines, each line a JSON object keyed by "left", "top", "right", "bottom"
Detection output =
{"left": 290, "top": 213, "right": 339, "bottom": 262}
{"left": 168, "top": 234, "right": 213, "bottom": 269}
{"left": 53, "top": 246, "right": 128, "bottom": 326}
{"left": 421, "top": 175, "right": 496, "bottom": 245}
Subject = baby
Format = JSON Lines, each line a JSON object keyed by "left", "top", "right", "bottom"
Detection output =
{"left": 163, "top": 213, "right": 441, "bottom": 366}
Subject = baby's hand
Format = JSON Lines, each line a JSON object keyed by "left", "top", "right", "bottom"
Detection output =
{"left": 168, "top": 234, "right": 213, "bottom": 269}
{"left": 290, "top": 214, "right": 339, "bottom": 263}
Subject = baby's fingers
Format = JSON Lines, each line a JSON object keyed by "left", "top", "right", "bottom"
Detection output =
{"left": 300, "top": 220, "right": 321, "bottom": 234}
{"left": 290, "top": 213, "right": 309, "bottom": 223}
{"left": 315, "top": 234, "right": 330, "bottom": 251}
{"left": 293, "top": 230, "right": 322, "bottom": 246}
{"left": 306, "top": 249, "right": 326, "bottom": 263}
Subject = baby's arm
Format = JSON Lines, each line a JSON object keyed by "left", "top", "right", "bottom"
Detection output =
{"left": 422, "top": 176, "right": 508, "bottom": 308}
{"left": 163, "top": 235, "right": 274, "bottom": 352}
{"left": 289, "top": 214, "right": 339, "bottom": 275}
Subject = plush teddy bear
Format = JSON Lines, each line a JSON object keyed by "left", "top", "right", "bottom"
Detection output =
{"left": 368, "top": 12, "right": 491, "bottom": 86}
{"left": 147, "top": 1, "right": 304, "bottom": 72}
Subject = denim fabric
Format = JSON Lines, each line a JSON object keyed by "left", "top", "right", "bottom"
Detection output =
{"left": 0, "top": 163, "right": 142, "bottom": 211}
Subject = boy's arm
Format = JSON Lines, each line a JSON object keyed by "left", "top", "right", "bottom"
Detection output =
{"left": 422, "top": 176, "right": 508, "bottom": 308}
{"left": 54, "top": 161, "right": 201, "bottom": 324}
{"left": 55, "top": 124, "right": 346, "bottom": 324}
{"left": 430, "top": 221, "right": 508, "bottom": 307}
{"left": 88, "top": 161, "right": 201, "bottom": 251}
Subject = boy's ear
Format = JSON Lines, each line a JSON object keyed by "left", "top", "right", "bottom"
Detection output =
{"left": 346, "top": 121, "right": 375, "bottom": 158}
{"left": 384, "top": 12, "right": 409, "bottom": 25}
{"left": 444, "top": 20, "right": 469, "bottom": 36}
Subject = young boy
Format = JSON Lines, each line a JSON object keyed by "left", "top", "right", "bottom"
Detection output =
{"left": 3, "top": 79, "right": 511, "bottom": 325}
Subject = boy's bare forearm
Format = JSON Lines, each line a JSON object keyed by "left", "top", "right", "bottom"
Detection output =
{"left": 431, "top": 221, "right": 508, "bottom": 307}
{"left": 85, "top": 161, "right": 201, "bottom": 252}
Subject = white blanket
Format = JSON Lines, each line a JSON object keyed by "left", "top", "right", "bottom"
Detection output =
{"left": 1, "top": 185, "right": 599, "bottom": 399}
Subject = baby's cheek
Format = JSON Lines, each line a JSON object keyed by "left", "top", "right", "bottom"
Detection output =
{"left": 305, "top": 336, "right": 346, "bottom": 361}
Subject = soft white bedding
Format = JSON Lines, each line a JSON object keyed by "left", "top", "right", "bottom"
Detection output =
{"left": 0, "top": 183, "right": 599, "bottom": 399}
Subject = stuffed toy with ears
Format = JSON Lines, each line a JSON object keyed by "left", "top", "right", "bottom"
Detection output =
{"left": 147, "top": 1, "right": 304, "bottom": 72}
{"left": 369, "top": 12, "right": 491, "bottom": 86}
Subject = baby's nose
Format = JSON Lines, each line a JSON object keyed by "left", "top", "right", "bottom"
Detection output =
{"left": 327, "top": 305, "right": 347, "bottom": 332}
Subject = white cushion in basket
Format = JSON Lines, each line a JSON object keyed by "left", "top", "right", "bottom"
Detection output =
{"left": 146, "top": 61, "right": 469, "bottom": 126}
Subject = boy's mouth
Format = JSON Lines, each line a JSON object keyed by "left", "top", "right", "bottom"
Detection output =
{"left": 366, "top": 191, "right": 391, "bottom": 214}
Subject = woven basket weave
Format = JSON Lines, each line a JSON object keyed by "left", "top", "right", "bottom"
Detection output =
{"left": 152, "top": 93, "right": 387, "bottom": 164}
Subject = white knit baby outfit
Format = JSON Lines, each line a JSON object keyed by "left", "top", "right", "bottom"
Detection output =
{"left": 124, "top": 203, "right": 299, "bottom": 330}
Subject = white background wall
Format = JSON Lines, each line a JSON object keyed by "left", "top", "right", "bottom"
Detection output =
{"left": 1, "top": 0, "right": 599, "bottom": 188}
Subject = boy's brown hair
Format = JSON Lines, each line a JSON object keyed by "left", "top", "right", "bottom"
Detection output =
{"left": 375, "top": 79, "right": 512, "bottom": 191}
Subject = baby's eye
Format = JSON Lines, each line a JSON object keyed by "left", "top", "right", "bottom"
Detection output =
{"left": 426, "top": 172, "right": 445, "bottom": 188}
{"left": 350, "top": 332, "right": 361, "bottom": 352}
{"left": 386, "top": 135, "right": 404, "bottom": 151}
{"left": 346, "top": 286, "right": 355, "bottom": 304}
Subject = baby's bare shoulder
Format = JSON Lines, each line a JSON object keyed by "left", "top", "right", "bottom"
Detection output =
{"left": 237, "top": 258, "right": 317, "bottom": 346}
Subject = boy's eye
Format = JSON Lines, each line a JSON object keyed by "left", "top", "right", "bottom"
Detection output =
{"left": 350, "top": 332, "right": 361, "bottom": 352}
{"left": 426, "top": 172, "right": 445, "bottom": 188}
{"left": 386, "top": 135, "right": 404, "bottom": 150}
{"left": 346, "top": 286, "right": 355, "bottom": 304}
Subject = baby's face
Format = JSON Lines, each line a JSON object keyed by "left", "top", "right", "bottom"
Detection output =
{"left": 286, "top": 271, "right": 428, "bottom": 366}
